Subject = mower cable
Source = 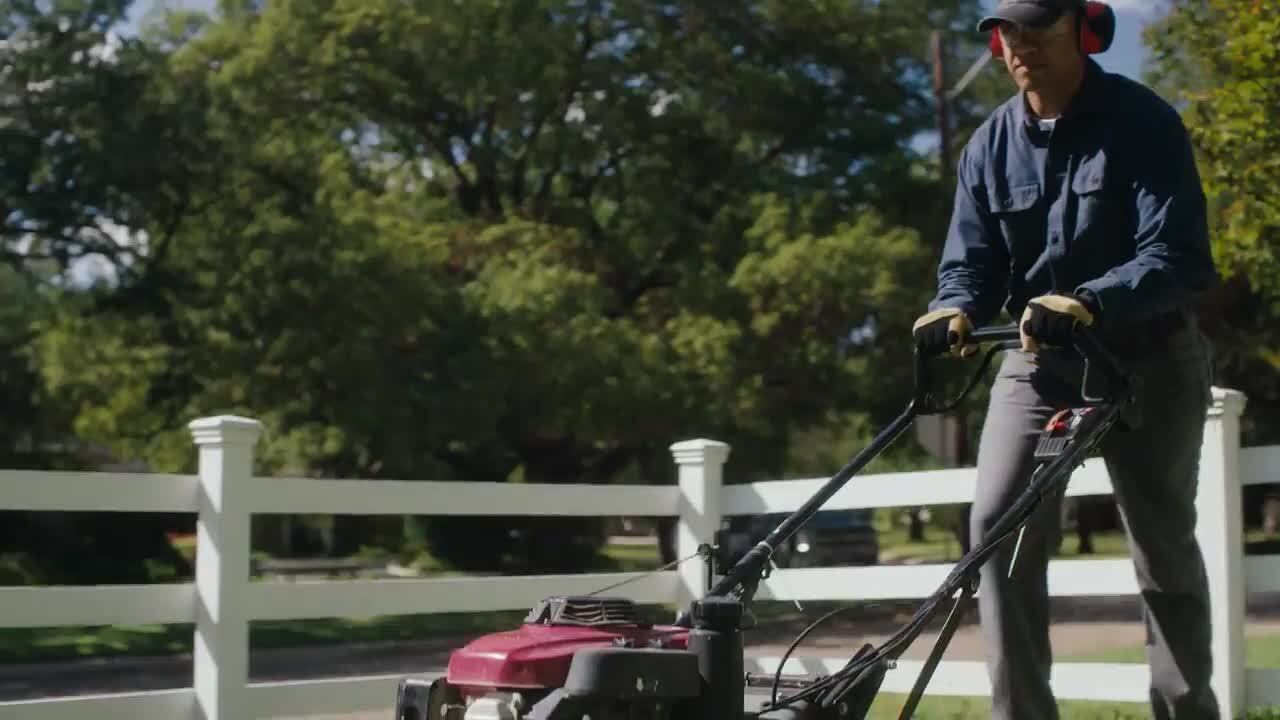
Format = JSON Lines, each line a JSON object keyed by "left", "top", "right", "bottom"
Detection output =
{"left": 769, "top": 603, "right": 871, "bottom": 705}
{"left": 760, "top": 346, "right": 1009, "bottom": 704}
{"left": 764, "top": 407, "right": 1114, "bottom": 710}
{"left": 584, "top": 548, "right": 708, "bottom": 597}
{"left": 933, "top": 344, "right": 1004, "bottom": 414}
{"left": 769, "top": 497, "right": 1053, "bottom": 709}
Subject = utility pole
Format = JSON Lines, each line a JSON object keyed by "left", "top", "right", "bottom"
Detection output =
{"left": 931, "top": 30, "right": 954, "bottom": 185}
{"left": 933, "top": 28, "right": 971, "bottom": 554}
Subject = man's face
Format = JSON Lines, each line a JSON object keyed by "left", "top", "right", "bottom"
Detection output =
{"left": 998, "top": 12, "right": 1083, "bottom": 93}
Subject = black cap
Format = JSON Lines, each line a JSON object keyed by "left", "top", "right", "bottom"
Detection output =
{"left": 977, "top": 0, "right": 1085, "bottom": 32}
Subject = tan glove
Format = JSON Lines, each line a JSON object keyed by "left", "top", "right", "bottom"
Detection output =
{"left": 1019, "top": 294, "right": 1095, "bottom": 353}
{"left": 912, "top": 307, "right": 976, "bottom": 358}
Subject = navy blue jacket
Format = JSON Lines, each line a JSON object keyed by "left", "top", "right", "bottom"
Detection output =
{"left": 928, "top": 59, "right": 1217, "bottom": 331}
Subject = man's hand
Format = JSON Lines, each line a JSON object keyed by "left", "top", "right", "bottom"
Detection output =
{"left": 913, "top": 308, "right": 976, "bottom": 358}
{"left": 1019, "top": 294, "right": 1096, "bottom": 352}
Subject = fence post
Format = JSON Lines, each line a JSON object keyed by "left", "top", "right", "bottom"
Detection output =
{"left": 1197, "top": 387, "right": 1247, "bottom": 720}
{"left": 670, "top": 439, "right": 729, "bottom": 608}
{"left": 189, "top": 415, "right": 263, "bottom": 720}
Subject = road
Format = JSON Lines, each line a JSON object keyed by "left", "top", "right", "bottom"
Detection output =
{"left": 259, "top": 620, "right": 1151, "bottom": 719}
{"left": 1, "top": 618, "right": 1158, "bottom": 715}
{"left": 9, "top": 596, "right": 1280, "bottom": 718}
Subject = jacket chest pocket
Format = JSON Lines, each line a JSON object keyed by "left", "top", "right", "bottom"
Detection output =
{"left": 989, "top": 182, "right": 1043, "bottom": 255}
{"left": 1071, "top": 154, "right": 1115, "bottom": 243}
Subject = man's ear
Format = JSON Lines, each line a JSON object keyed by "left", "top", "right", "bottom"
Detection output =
{"left": 1080, "top": 2, "right": 1115, "bottom": 54}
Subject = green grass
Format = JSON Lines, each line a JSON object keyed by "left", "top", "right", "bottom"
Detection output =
{"left": 878, "top": 526, "right": 1136, "bottom": 565}
{"left": 852, "top": 631, "right": 1280, "bottom": 719}
{"left": 0, "top": 542, "right": 670, "bottom": 665}
{"left": 0, "top": 611, "right": 520, "bottom": 663}
{"left": 863, "top": 694, "right": 1152, "bottom": 719}
{"left": 599, "top": 541, "right": 665, "bottom": 572}
{"left": 7, "top": 533, "right": 1280, "bottom": 671}
{"left": 0, "top": 602, "right": 688, "bottom": 664}
{"left": 861, "top": 695, "right": 1280, "bottom": 719}
{"left": 1063, "top": 631, "right": 1280, "bottom": 667}
{"left": 768, "top": 634, "right": 1280, "bottom": 718}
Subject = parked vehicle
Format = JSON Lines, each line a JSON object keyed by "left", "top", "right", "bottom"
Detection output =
{"left": 717, "top": 508, "right": 879, "bottom": 569}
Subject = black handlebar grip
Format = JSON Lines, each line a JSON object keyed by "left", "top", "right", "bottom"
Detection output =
{"left": 968, "top": 323, "right": 1021, "bottom": 344}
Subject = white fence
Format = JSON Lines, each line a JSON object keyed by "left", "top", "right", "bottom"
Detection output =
{"left": 0, "top": 386, "right": 1276, "bottom": 719}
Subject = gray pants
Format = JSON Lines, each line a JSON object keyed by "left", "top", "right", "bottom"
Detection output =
{"left": 972, "top": 317, "right": 1219, "bottom": 719}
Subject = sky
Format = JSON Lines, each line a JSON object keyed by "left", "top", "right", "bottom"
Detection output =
{"left": 126, "top": 0, "right": 1165, "bottom": 82}
{"left": 1041, "top": 0, "right": 1168, "bottom": 82}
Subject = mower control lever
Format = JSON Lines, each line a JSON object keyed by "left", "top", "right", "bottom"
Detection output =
{"left": 913, "top": 322, "right": 1129, "bottom": 415}
{"left": 911, "top": 323, "right": 1018, "bottom": 416}
{"left": 693, "top": 323, "right": 1042, "bottom": 614}
{"left": 967, "top": 323, "right": 1023, "bottom": 346}
{"left": 680, "top": 323, "right": 1133, "bottom": 625}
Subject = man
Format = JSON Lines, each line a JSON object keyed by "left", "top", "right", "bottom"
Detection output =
{"left": 912, "top": 0, "right": 1220, "bottom": 718}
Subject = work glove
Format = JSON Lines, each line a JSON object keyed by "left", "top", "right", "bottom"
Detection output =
{"left": 1019, "top": 294, "right": 1096, "bottom": 353}
{"left": 912, "top": 307, "right": 976, "bottom": 358}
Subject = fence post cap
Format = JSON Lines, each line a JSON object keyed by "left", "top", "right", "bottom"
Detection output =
{"left": 670, "top": 438, "right": 731, "bottom": 465}
{"left": 1209, "top": 387, "right": 1247, "bottom": 418}
{"left": 189, "top": 415, "right": 264, "bottom": 446}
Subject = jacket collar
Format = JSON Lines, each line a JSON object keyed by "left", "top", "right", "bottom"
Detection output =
{"left": 1014, "top": 58, "right": 1107, "bottom": 131}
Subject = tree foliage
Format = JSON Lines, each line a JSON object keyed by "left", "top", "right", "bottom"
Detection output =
{"left": 0, "top": 0, "right": 212, "bottom": 282}
{"left": 10, "top": 0, "right": 1005, "bottom": 575}
{"left": 1144, "top": 0, "right": 1280, "bottom": 444}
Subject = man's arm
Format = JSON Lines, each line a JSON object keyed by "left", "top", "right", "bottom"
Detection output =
{"left": 1074, "top": 113, "right": 1218, "bottom": 328}
{"left": 929, "top": 142, "right": 1010, "bottom": 329}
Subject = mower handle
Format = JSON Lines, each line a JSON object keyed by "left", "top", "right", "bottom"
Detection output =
{"left": 969, "top": 321, "right": 1127, "bottom": 385}
{"left": 913, "top": 322, "right": 1127, "bottom": 415}
{"left": 694, "top": 321, "right": 1131, "bottom": 608}
{"left": 968, "top": 323, "right": 1022, "bottom": 346}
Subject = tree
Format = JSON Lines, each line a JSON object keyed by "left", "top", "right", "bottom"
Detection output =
{"left": 32, "top": 0, "right": 998, "bottom": 573}
{"left": 1, "top": 0, "right": 212, "bottom": 284}
{"left": 1143, "top": 0, "right": 1280, "bottom": 446}
{"left": 0, "top": 0, "right": 220, "bottom": 584}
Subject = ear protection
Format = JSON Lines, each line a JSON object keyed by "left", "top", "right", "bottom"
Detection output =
{"left": 988, "top": 1, "right": 1116, "bottom": 57}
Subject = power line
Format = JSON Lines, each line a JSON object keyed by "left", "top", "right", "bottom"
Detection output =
{"left": 946, "top": 51, "right": 993, "bottom": 101}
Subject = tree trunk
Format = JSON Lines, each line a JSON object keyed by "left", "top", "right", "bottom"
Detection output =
{"left": 1077, "top": 498, "right": 1095, "bottom": 555}
{"left": 908, "top": 508, "right": 926, "bottom": 542}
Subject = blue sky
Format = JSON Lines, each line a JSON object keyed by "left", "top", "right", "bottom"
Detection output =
{"left": 1030, "top": 0, "right": 1168, "bottom": 82}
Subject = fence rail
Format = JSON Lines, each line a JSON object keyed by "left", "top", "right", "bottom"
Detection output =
{"left": 0, "top": 387, "right": 1275, "bottom": 718}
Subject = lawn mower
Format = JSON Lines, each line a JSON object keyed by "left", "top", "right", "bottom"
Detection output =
{"left": 394, "top": 322, "right": 1136, "bottom": 720}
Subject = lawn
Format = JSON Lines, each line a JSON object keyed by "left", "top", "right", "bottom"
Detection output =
{"left": 1062, "top": 630, "right": 1280, "bottom": 668}
{"left": 880, "top": 522, "right": 1280, "bottom": 566}
{"left": 9, "top": 558, "right": 1280, "bottom": 720}
{"left": 878, "top": 525, "right": 1135, "bottom": 565}
{"left": 8, "top": 519, "right": 1280, "bottom": 718}
{"left": 861, "top": 695, "right": 1280, "bottom": 719}
{"left": 0, "top": 610, "right": 531, "bottom": 663}
{"left": 0, "top": 541, "right": 669, "bottom": 663}
{"left": 862, "top": 694, "right": 1151, "bottom": 719}
{"left": 810, "top": 633, "right": 1280, "bottom": 719}
{"left": 7, "top": 532, "right": 1280, "bottom": 672}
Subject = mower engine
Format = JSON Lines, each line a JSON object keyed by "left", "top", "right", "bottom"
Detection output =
{"left": 396, "top": 595, "right": 707, "bottom": 720}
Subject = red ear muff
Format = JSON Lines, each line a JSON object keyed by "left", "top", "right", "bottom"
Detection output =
{"left": 1081, "top": 1, "right": 1115, "bottom": 54}
{"left": 987, "top": 1, "right": 1114, "bottom": 57}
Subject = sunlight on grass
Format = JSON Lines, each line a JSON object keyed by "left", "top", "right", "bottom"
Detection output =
{"left": 600, "top": 542, "right": 664, "bottom": 572}
{"left": 864, "top": 693, "right": 1151, "bottom": 719}
{"left": 878, "top": 525, "right": 1137, "bottom": 565}
{"left": 1065, "top": 631, "right": 1280, "bottom": 668}
{"left": 864, "top": 694, "right": 1280, "bottom": 719}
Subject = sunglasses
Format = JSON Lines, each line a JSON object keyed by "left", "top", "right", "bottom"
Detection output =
{"left": 997, "top": 17, "right": 1076, "bottom": 46}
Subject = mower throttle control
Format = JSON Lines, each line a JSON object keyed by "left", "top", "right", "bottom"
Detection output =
{"left": 1034, "top": 407, "right": 1093, "bottom": 462}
